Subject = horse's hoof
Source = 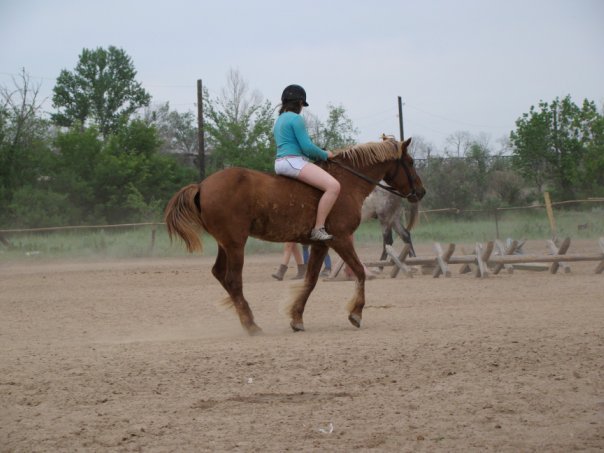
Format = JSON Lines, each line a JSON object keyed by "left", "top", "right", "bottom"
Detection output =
{"left": 246, "top": 324, "right": 263, "bottom": 336}
{"left": 290, "top": 321, "right": 305, "bottom": 332}
{"left": 348, "top": 314, "right": 362, "bottom": 328}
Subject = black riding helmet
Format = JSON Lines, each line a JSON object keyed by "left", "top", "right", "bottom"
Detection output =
{"left": 281, "top": 84, "right": 309, "bottom": 107}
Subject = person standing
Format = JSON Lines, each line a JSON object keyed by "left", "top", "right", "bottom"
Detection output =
{"left": 272, "top": 242, "right": 306, "bottom": 281}
{"left": 302, "top": 245, "right": 332, "bottom": 277}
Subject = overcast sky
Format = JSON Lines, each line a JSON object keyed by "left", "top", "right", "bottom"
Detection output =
{"left": 1, "top": 0, "right": 603, "bottom": 151}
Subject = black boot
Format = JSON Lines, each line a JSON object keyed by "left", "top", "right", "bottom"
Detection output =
{"left": 271, "top": 264, "right": 288, "bottom": 281}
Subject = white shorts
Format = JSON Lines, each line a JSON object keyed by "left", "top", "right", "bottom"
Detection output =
{"left": 275, "top": 156, "right": 310, "bottom": 178}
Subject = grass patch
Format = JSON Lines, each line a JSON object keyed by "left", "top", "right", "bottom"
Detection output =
{"left": 411, "top": 207, "right": 604, "bottom": 242}
{"left": 1, "top": 208, "right": 602, "bottom": 262}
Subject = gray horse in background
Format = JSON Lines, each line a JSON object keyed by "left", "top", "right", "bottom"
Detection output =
{"left": 361, "top": 186, "right": 419, "bottom": 260}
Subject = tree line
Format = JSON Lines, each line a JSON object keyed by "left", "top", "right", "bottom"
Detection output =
{"left": 412, "top": 95, "right": 604, "bottom": 212}
{"left": 1, "top": 46, "right": 602, "bottom": 229}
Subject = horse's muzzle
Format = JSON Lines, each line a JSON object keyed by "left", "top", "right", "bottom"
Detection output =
{"left": 409, "top": 187, "right": 426, "bottom": 202}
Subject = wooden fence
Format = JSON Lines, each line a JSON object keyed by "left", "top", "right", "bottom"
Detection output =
{"left": 329, "top": 237, "right": 604, "bottom": 279}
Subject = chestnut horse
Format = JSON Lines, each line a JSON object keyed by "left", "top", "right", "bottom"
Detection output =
{"left": 164, "top": 138, "right": 425, "bottom": 334}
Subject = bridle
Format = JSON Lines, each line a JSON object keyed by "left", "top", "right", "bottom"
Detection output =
{"left": 329, "top": 143, "right": 419, "bottom": 256}
{"left": 330, "top": 144, "right": 418, "bottom": 200}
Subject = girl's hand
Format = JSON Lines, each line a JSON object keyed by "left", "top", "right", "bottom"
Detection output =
{"left": 326, "top": 150, "right": 334, "bottom": 159}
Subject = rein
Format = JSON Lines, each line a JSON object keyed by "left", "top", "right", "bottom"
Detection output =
{"left": 330, "top": 159, "right": 416, "bottom": 200}
{"left": 329, "top": 156, "right": 418, "bottom": 257}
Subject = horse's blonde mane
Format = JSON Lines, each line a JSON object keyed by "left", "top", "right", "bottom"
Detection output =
{"left": 334, "top": 140, "right": 401, "bottom": 167}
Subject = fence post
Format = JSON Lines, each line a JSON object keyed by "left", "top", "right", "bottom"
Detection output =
{"left": 544, "top": 191, "right": 557, "bottom": 240}
{"left": 150, "top": 223, "right": 157, "bottom": 255}
{"left": 494, "top": 208, "right": 500, "bottom": 239}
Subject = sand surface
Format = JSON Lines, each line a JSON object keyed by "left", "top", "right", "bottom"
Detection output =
{"left": 1, "top": 242, "right": 603, "bottom": 452}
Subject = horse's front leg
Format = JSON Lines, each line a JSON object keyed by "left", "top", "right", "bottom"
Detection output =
{"left": 288, "top": 244, "right": 328, "bottom": 332}
{"left": 331, "top": 237, "right": 366, "bottom": 328}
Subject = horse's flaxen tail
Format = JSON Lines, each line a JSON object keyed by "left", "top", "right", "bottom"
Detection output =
{"left": 164, "top": 184, "right": 204, "bottom": 253}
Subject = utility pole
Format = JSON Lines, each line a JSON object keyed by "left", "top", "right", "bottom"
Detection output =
{"left": 397, "top": 96, "right": 405, "bottom": 140}
{"left": 196, "top": 79, "right": 205, "bottom": 180}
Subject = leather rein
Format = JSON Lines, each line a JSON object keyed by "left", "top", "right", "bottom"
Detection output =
{"left": 329, "top": 155, "right": 417, "bottom": 200}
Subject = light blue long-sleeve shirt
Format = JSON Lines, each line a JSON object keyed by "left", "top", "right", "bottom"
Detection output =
{"left": 273, "top": 111, "right": 329, "bottom": 161}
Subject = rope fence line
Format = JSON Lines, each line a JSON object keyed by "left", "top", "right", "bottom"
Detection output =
{"left": 0, "top": 222, "right": 164, "bottom": 253}
{"left": 0, "top": 197, "right": 602, "bottom": 236}
{"left": 419, "top": 197, "right": 604, "bottom": 215}
{"left": 0, "top": 222, "right": 160, "bottom": 234}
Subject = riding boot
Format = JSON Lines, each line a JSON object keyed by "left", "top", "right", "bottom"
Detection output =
{"left": 271, "top": 264, "right": 288, "bottom": 281}
{"left": 291, "top": 263, "right": 307, "bottom": 280}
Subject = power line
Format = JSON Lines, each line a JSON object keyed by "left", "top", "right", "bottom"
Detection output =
{"left": 350, "top": 108, "right": 394, "bottom": 121}
{"left": 404, "top": 103, "right": 497, "bottom": 129}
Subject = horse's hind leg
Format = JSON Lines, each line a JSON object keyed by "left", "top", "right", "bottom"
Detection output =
{"left": 212, "top": 245, "right": 227, "bottom": 288}
{"left": 216, "top": 244, "right": 261, "bottom": 335}
{"left": 288, "top": 244, "right": 328, "bottom": 332}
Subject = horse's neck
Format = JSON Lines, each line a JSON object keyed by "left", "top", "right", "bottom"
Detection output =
{"left": 360, "top": 161, "right": 390, "bottom": 192}
{"left": 341, "top": 160, "right": 391, "bottom": 202}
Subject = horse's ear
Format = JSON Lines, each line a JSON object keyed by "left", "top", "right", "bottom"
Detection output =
{"left": 402, "top": 137, "right": 412, "bottom": 148}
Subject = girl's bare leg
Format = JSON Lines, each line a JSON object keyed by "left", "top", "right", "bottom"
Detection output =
{"left": 290, "top": 243, "right": 304, "bottom": 265}
{"left": 298, "top": 163, "right": 340, "bottom": 229}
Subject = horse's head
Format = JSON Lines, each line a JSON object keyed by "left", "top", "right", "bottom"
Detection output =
{"left": 382, "top": 138, "right": 426, "bottom": 203}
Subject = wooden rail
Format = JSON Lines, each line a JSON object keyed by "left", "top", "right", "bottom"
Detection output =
{"left": 359, "top": 237, "right": 604, "bottom": 279}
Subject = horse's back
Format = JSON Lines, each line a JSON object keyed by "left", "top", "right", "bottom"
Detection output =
{"left": 201, "top": 167, "right": 296, "bottom": 202}
{"left": 199, "top": 167, "right": 319, "bottom": 242}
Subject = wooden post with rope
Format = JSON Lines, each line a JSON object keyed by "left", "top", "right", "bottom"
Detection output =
{"left": 544, "top": 191, "right": 557, "bottom": 240}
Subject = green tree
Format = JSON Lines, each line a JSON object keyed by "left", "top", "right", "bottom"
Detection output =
{"left": 0, "top": 69, "right": 54, "bottom": 226}
{"left": 141, "top": 102, "right": 197, "bottom": 155}
{"left": 488, "top": 168, "right": 524, "bottom": 206}
{"left": 52, "top": 46, "right": 151, "bottom": 138}
{"left": 305, "top": 104, "right": 358, "bottom": 150}
{"left": 576, "top": 99, "right": 604, "bottom": 196}
{"left": 8, "top": 185, "right": 74, "bottom": 228}
{"left": 49, "top": 121, "right": 196, "bottom": 225}
{"left": 419, "top": 132, "right": 525, "bottom": 210}
{"left": 510, "top": 95, "right": 602, "bottom": 198}
{"left": 204, "top": 69, "right": 275, "bottom": 173}
{"left": 464, "top": 140, "right": 490, "bottom": 203}
{"left": 102, "top": 120, "right": 197, "bottom": 222}
{"left": 51, "top": 127, "right": 105, "bottom": 223}
{"left": 420, "top": 156, "right": 475, "bottom": 210}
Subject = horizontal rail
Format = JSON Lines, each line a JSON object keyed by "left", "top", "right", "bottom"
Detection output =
{"left": 488, "top": 253, "right": 603, "bottom": 264}
{"left": 365, "top": 237, "right": 604, "bottom": 278}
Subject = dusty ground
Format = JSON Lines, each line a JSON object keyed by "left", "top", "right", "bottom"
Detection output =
{"left": 1, "top": 241, "right": 603, "bottom": 452}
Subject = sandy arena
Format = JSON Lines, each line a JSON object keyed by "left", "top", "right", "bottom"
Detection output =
{"left": 1, "top": 242, "right": 603, "bottom": 452}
